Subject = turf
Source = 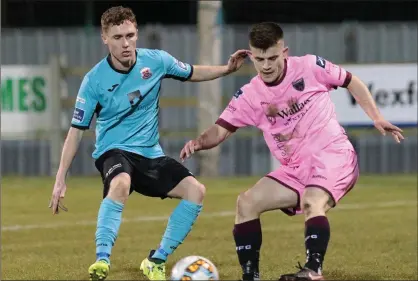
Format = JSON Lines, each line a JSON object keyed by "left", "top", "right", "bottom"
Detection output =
{"left": 1, "top": 175, "right": 417, "bottom": 280}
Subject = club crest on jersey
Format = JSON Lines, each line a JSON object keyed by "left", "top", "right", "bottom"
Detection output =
{"left": 316, "top": 56, "right": 326, "bottom": 68}
{"left": 292, "top": 78, "right": 305, "bottom": 91}
{"left": 140, "top": 67, "right": 152, "bottom": 79}
{"left": 175, "top": 59, "right": 188, "bottom": 70}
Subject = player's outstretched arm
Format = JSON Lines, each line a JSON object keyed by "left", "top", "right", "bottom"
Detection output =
{"left": 347, "top": 75, "right": 404, "bottom": 143}
{"left": 49, "top": 127, "right": 84, "bottom": 214}
{"left": 180, "top": 124, "right": 233, "bottom": 162}
{"left": 188, "top": 50, "right": 249, "bottom": 82}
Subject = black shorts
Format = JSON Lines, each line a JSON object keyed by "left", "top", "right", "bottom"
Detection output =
{"left": 95, "top": 149, "right": 194, "bottom": 199}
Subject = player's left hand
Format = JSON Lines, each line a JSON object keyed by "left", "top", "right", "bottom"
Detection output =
{"left": 227, "top": 49, "right": 250, "bottom": 73}
{"left": 374, "top": 118, "right": 405, "bottom": 143}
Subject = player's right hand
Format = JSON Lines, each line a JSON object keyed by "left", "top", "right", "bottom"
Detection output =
{"left": 180, "top": 139, "right": 202, "bottom": 162}
{"left": 49, "top": 179, "right": 68, "bottom": 215}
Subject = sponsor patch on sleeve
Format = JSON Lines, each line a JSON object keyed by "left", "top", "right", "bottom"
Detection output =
{"left": 72, "top": 107, "right": 85, "bottom": 123}
{"left": 316, "top": 56, "right": 326, "bottom": 68}
{"left": 76, "top": 96, "right": 86, "bottom": 104}
{"left": 175, "top": 59, "right": 188, "bottom": 70}
{"left": 233, "top": 89, "right": 243, "bottom": 99}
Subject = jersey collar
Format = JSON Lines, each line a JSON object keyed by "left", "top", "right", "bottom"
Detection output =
{"left": 107, "top": 50, "right": 137, "bottom": 74}
{"left": 263, "top": 59, "right": 288, "bottom": 87}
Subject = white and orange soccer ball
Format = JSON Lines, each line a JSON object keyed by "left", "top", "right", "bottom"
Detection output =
{"left": 170, "top": 255, "right": 220, "bottom": 280}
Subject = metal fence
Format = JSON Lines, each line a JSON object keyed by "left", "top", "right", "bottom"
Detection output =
{"left": 1, "top": 22, "right": 417, "bottom": 176}
{"left": 2, "top": 135, "right": 417, "bottom": 176}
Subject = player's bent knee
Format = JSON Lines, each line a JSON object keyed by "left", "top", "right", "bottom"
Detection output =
{"left": 301, "top": 192, "right": 331, "bottom": 218}
{"left": 236, "top": 191, "right": 260, "bottom": 220}
{"left": 168, "top": 176, "right": 206, "bottom": 204}
{"left": 107, "top": 173, "right": 131, "bottom": 203}
{"left": 185, "top": 181, "right": 206, "bottom": 204}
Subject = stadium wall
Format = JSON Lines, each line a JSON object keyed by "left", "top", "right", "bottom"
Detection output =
{"left": 1, "top": 23, "right": 417, "bottom": 176}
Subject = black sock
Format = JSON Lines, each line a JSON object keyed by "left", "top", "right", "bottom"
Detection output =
{"left": 304, "top": 216, "right": 330, "bottom": 273}
{"left": 233, "top": 219, "right": 262, "bottom": 279}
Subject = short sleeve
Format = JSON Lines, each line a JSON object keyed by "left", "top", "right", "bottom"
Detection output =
{"left": 71, "top": 75, "right": 99, "bottom": 130}
{"left": 159, "top": 50, "right": 193, "bottom": 81}
{"left": 309, "top": 55, "right": 352, "bottom": 89}
{"left": 215, "top": 88, "right": 256, "bottom": 132}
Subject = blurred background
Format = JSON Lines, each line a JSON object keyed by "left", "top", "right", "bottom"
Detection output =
{"left": 1, "top": 0, "right": 417, "bottom": 178}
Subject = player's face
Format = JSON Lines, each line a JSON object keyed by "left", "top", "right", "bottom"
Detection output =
{"left": 102, "top": 20, "right": 138, "bottom": 66}
{"left": 249, "top": 40, "right": 288, "bottom": 83}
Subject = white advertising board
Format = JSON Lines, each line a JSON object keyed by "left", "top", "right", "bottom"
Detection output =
{"left": 331, "top": 63, "right": 417, "bottom": 127}
{"left": 1, "top": 65, "right": 52, "bottom": 138}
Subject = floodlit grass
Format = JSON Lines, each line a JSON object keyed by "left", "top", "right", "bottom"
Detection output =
{"left": 2, "top": 175, "right": 417, "bottom": 280}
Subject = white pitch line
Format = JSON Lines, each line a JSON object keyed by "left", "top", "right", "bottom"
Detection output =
{"left": 1, "top": 211, "right": 236, "bottom": 232}
{"left": 2, "top": 200, "right": 416, "bottom": 232}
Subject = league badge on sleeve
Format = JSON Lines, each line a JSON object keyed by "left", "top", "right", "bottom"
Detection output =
{"left": 316, "top": 56, "right": 326, "bottom": 68}
{"left": 73, "top": 107, "right": 85, "bottom": 123}
{"left": 233, "top": 89, "right": 243, "bottom": 99}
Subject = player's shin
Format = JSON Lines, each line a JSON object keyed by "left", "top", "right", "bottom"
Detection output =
{"left": 304, "top": 215, "right": 330, "bottom": 274}
{"left": 95, "top": 198, "right": 124, "bottom": 264}
{"left": 233, "top": 219, "right": 262, "bottom": 280}
{"left": 151, "top": 199, "right": 202, "bottom": 261}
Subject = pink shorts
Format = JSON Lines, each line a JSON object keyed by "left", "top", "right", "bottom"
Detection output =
{"left": 267, "top": 147, "right": 359, "bottom": 216}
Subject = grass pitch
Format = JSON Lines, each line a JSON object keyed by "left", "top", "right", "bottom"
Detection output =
{"left": 1, "top": 175, "right": 417, "bottom": 280}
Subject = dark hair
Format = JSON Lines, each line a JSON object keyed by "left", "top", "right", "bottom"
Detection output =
{"left": 249, "top": 22, "right": 284, "bottom": 50}
{"left": 101, "top": 6, "right": 137, "bottom": 32}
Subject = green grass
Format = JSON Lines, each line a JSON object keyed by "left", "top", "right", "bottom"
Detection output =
{"left": 1, "top": 175, "right": 417, "bottom": 280}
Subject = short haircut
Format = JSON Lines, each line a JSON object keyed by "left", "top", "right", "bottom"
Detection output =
{"left": 101, "top": 6, "right": 137, "bottom": 32}
{"left": 249, "top": 22, "right": 284, "bottom": 50}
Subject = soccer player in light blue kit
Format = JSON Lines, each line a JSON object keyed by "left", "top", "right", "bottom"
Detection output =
{"left": 48, "top": 6, "right": 248, "bottom": 281}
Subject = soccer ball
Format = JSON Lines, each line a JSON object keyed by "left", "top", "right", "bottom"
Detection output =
{"left": 170, "top": 255, "right": 220, "bottom": 280}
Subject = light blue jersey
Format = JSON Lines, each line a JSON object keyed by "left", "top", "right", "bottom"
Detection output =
{"left": 71, "top": 48, "right": 193, "bottom": 159}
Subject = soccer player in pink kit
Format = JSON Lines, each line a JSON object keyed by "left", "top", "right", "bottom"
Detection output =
{"left": 180, "top": 22, "right": 404, "bottom": 280}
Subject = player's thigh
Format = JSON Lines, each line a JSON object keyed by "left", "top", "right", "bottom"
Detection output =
{"left": 167, "top": 175, "right": 205, "bottom": 202}
{"left": 304, "top": 148, "right": 359, "bottom": 210}
{"left": 260, "top": 167, "right": 307, "bottom": 216}
{"left": 237, "top": 175, "right": 299, "bottom": 215}
{"left": 160, "top": 158, "right": 204, "bottom": 200}
{"left": 94, "top": 149, "right": 135, "bottom": 199}
{"left": 131, "top": 156, "right": 199, "bottom": 200}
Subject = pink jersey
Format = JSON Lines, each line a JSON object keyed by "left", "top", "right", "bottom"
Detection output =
{"left": 216, "top": 54, "right": 354, "bottom": 166}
